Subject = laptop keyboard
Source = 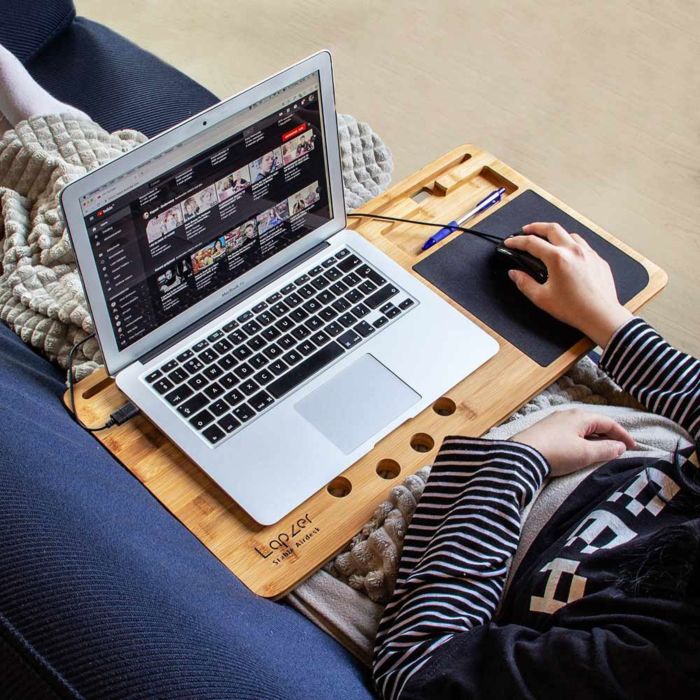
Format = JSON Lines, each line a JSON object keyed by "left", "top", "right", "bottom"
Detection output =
{"left": 142, "top": 248, "right": 417, "bottom": 445}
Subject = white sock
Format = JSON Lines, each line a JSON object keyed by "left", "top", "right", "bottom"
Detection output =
{"left": 0, "top": 43, "right": 91, "bottom": 126}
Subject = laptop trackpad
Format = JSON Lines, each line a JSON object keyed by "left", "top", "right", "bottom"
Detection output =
{"left": 295, "top": 354, "right": 421, "bottom": 455}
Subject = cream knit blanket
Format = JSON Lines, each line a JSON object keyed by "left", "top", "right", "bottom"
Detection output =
{"left": 0, "top": 113, "right": 392, "bottom": 379}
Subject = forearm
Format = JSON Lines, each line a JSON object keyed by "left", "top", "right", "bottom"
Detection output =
{"left": 372, "top": 438, "right": 548, "bottom": 700}
{"left": 601, "top": 318, "right": 700, "bottom": 440}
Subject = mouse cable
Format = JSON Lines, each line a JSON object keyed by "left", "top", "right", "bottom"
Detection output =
{"left": 347, "top": 212, "right": 503, "bottom": 245}
{"left": 67, "top": 333, "right": 140, "bottom": 432}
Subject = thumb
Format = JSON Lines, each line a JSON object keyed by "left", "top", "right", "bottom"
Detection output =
{"left": 508, "top": 269, "right": 541, "bottom": 302}
{"left": 585, "top": 439, "right": 627, "bottom": 464}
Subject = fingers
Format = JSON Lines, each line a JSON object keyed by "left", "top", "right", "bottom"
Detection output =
{"left": 508, "top": 269, "right": 543, "bottom": 302}
{"left": 584, "top": 438, "right": 628, "bottom": 464}
{"left": 504, "top": 232, "right": 556, "bottom": 262}
{"left": 522, "top": 222, "right": 573, "bottom": 246}
{"left": 581, "top": 413, "right": 636, "bottom": 449}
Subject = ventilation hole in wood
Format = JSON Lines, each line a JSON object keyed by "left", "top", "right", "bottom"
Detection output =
{"left": 327, "top": 476, "right": 352, "bottom": 498}
{"left": 433, "top": 396, "right": 456, "bottom": 416}
{"left": 376, "top": 459, "right": 401, "bottom": 480}
{"left": 82, "top": 377, "right": 113, "bottom": 400}
{"left": 410, "top": 433, "right": 435, "bottom": 453}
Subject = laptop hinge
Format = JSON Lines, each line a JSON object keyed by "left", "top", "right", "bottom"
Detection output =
{"left": 139, "top": 239, "right": 331, "bottom": 365}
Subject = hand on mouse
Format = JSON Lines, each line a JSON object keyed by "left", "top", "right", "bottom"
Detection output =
{"left": 505, "top": 222, "right": 633, "bottom": 347}
{"left": 511, "top": 408, "right": 635, "bottom": 477}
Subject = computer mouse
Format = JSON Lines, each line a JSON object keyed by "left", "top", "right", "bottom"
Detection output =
{"left": 493, "top": 234, "right": 548, "bottom": 284}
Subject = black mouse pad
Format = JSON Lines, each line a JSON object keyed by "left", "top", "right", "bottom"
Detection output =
{"left": 413, "top": 190, "right": 649, "bottom": 366}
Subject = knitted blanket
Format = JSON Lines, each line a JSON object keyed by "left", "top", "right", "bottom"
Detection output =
{"left": 0, "top": 113, "right": 392, "bottom": 379}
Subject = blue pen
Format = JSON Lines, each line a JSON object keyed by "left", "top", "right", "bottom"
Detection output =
{"left": 421, "top": 187, "right": 506, "bottom": 251}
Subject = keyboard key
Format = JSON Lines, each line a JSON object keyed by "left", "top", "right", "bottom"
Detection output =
{"left": 184, "top": 357, "right": 204, "bottom": 374}
{"left": 164, "top": 384, "right": 193, "bottom": 406}
{"left": 337, "top": 329, "right": 362, "bottom": 350}
{"left": 204, "top": 382, "right": 224, "bottom": 400}
{"left": 203, "top": 364, "right": 224, "bottom": 381}
{"left": 292, "top": 325, "right": 311, "bottom": 341}
{"left": 317, "top": 290, "right": 334, "bottom": 305}
{"left": 385, "top": 305, "right": 401, "bottom": 319}
{"left": 357, "top": 265, "right": 386, "bottom": 286}
{"left": 352, "top": 303, "right": 370, "bottom": 319}
{"left": 145, "top": 369, "right": 162, "bottom": 383}
{"left": 345, "top": 289, "right": 363, "bottom": 304}
{"left": 298, "top": 284, "right": 315, "bottom": 299}
{"left": 252, "top": 301, "right": 267, "bottom": 313}
{"left": 219, "top": 355, "right": 237, "bottom": 370}
{"left": 220, "top": 372, "right": 237, "bottom": 389}
{"left": 168, "top": 368, "right": 187, "bottom": 384}
{"left": 176, "top": 350, "right": 193, "bottom": 362}
{"left": 200, "top": 348, "right": 218, "bottom": 364}
{"left": 234, "top": 363, "right": 253, "bottom": 380}
{"left": 290, "top": 308, "right": 308, "bottom": 323}
{"left": 354, "top": 321, "right": 375, "bottom": 338}
{"left": 319, "top": 306, "right": 338, "bottom": 322}
{"left": 281, "top": 283, "right": 296, "bottom": 294}
{"left": 358, "top": 280, "right": 378, "bottom": 295}
{"left": 337, "top": 254, "right": 361, "bottom": 272}
{"left": 258, "top": 311, "right": 275, "bottom": 326}
{"left": 275, "top": 317, "right": 294, "bottom": 332}
{"left": 294, "top": 274, "right": 310, "bottom": 285}
{"left": 268, "top": 359, "right": 289, "bottom": 376}
{"left": 222, "top": 320, "right": 238, "bottom": 333}
{"left": 162, "top": 359, "right": 178, "bottom": 373}
{"left": 268, "top": 342, "right": 344, "bottom": 399}
{"left": 261, "top": 326, "right": 281, "bottom": 342}
{"left": 270, "top": 302, "right": 290, "bottom": 317}
{"left": 309, "top": 265, "right": 323, "bottom": 276}
{"left": 233, "top": 345, "right": 253, "bottom": 361}
{"left": 177, "top": 393, "right": 208, "bottom": 417}
{"left": 298, "top": 340, "right": 316, "bottom": 356}
{"left": 190, "top": 409, "right": 214, "bottom": 430}
{"left": 203, "top": 424, "right": 225, "bottom": 444}
{"left": 282, "top": 349, "right": 303, "bottom": 365}
{"left": 240, "top": 379, "right": 260, "bottom": 396}
{"left": 187, "top": 373, "right": 208, "bottom": 391}
{"left": 343, "top": 271, "right": 361, "bottom": 287}
{"left": 285, "top": 292, "right": 302, "bottom": 307}
{"left": 330, "top": 281, "right": 349, "bottom": 296}
{"left": 266, "top": 292, "right": 282, "bottom": 304}
{"left": 193, "top": 339, "right": 208, "bottom": 352}
{"left": 249, "top": 353, "right": 268, "bottom": 370}
{"left": 326, "top": 321, "right": 344, "bottom": 337}
{"left": 207, "top": 330, "right": 224, "bottom": 342}
{"left": 380, "top": 303, "right": 394, "bottom": 314}
{"left": 218, "top": 413, "right": 241, "bottom": 433}
{"left": 302, "top": 298, "right": 322, "bottom": 314}
{"left": 225, "top": 388, "right": 244, "bottom": 406}
{"left": 332, "top": 297, "right": 351, "bottom": 313}
{"left": 229, "top": 330, "right": 247, "bottom": 345}
{"left": 338, "top": 313, "right": 356, "bottom": 328}
{"left": 153, "top": 378, "right": 174, "bottom": 394}
{"left": 248, "top": 335, "right": 266, "bottom": 351}
{"left": 311, "top": 275, "right": 330, "bottom": 291}
{"left": 373, "top": 316, "right": 389, "bottom": 329}
{"left": 279, "top": 334, "right": 295, "bottom": 349}
{"left": 213, "top": 338, "right": 233, "bottom": 354}
{"left": 306, "top": 315, "right": 323, "bottom": 331}
{"left": 243, "top": 320, "right": 262, "bottom": 335}
{"left": 336, "top": 248, "right": 349, "bottom": 259}
{"left": 322, "top": 256, "right": 337, "bottom": 268}
{"left": 311, "top": 330, "right": 330, "bottom": 346}
{"left": 254, "top": 369, "right": 275, "bottom": 385}
{"left": 263, "top": 343, "right": 282, "bottom": 360}
{"left": 399, "top": 298, "right": 415, "bottom": 310}
{"left": 210, "top": 399, "right": 229, "bottom": 417}
{"left": 249, "top": 391, "right": 274, "bottom": 412}
{"left": 237, "top": 310, "right": 253, "bottom": 323}
{"left": 366, "top": 284, "right": 399, "bottom": 309}
{"left": 233, "top": 404, "right": 256, "bottom": 422}
{"left": 324, "top": 267, "right": 342, "bottom": 282}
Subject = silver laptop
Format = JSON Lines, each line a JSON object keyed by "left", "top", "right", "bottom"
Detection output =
{"left": 61, "top": 51, "right": 498, "bottom": 525}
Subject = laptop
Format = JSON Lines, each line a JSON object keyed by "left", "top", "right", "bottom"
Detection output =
{"left": 61, "top": 51, "right": 498, "bottom": 525}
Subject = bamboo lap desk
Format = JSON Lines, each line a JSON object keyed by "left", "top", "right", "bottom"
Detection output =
{"left": 66, "top": 144, "right": 667, "bottom": 598}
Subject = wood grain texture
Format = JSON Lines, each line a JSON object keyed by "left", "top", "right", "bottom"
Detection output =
{"left": 65, "top": 146, "right": 666, "bottom": 597}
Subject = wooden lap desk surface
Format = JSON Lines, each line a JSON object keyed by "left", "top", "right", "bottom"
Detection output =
{"left": 66, "top": 144, "right": 666, "bottom": 598}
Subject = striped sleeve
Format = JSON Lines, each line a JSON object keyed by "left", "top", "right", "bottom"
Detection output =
{"left": 372, "top": 438, "right": 549, "bottom": 700}
{"left": 601, "top": 318, "right": 700, "bottom": 441}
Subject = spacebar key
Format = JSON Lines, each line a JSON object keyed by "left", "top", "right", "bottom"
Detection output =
{"left": 268, "top": 341, "right": 344, "bottom": 399}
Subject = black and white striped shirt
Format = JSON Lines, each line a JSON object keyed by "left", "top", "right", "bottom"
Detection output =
{"left": 373, "top": 318, "right": 700, "bottom": 699}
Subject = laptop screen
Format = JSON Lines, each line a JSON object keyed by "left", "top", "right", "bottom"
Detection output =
{"left": 78, "top": 72, "right": 332, "bottom": 351}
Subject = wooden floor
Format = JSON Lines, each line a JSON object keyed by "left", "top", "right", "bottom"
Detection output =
{"left": 78, "top": 0, "right": 700, "bottom": 355}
